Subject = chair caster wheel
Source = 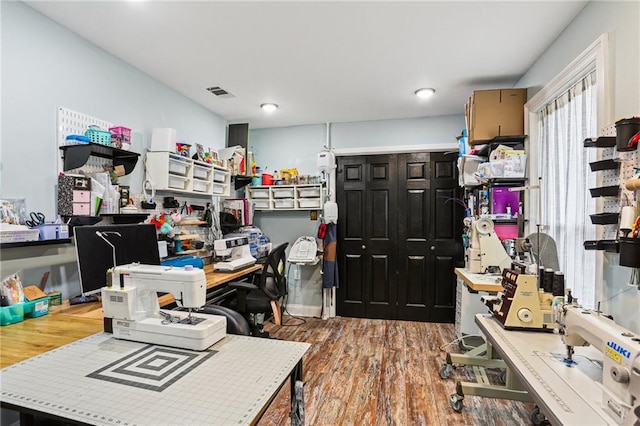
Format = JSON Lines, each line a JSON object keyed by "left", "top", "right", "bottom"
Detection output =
{"left": 449, "top": 393, "right": 464, "bottom": 413}
{"left": 439, "top": 363, "right": 453, "bottom": 379}
{"left": 531, "top": 406, "right": 548, "bottom": 425}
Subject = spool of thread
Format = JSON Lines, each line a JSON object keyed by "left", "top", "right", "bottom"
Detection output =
{"left": 552, "top": 271, "right": 565, "bottom": 297}
{"left": 624, "top": 178, "right": 640, "bottom": 191}
{"left": 620, "top": 206, "right": 637, "bottom": 231}
{"left": 543, "top": 268, "right": 554, "bottom": 293}
{"left": 537, "top": 266, "right": 545, "bottom": 289}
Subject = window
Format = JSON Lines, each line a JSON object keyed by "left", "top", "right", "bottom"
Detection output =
{"left": 525, "top": 35, "right": 610, "bottom": 309}
{"left": 537, "top": 72, "right": 597, "bottom": 307}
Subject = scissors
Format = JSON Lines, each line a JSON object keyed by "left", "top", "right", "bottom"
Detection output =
{"left": 26, "top": 212, "right": 45, "bottom": 227}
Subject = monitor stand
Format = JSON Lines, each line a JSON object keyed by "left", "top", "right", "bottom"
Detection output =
{"left": 69, "top": 294, "right": 99, "bottom": 305}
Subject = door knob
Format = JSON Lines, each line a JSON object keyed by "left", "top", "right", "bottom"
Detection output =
{"left": 362, "top": 245, "right": 366, "bottom": 249}
{"left": 431, "top": 246, "right": 436, "bottom": 251}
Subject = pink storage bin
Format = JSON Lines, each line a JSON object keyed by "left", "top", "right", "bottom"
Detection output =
{"left": 109, "top": 126, "right": 131, "bottom": 149}
{"left": 494, "top": 223, "right": 518, "bottom": 240}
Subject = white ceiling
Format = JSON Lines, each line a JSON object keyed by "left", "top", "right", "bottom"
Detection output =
{"left": 26, "top": 1, "right": 587, "bottom": 130}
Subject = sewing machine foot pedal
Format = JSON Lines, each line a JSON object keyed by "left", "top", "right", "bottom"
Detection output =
{"left": 449, "top": 393, "right": 464, "bottom": 413}
{"left": 439, "top": 363, "right": 454, "bottom": 380}
{"left": 530, "top": 406, "right": 549, "bottom": 425}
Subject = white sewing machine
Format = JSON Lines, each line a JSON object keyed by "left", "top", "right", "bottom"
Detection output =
{"left": 213, "top": 236, "right": 256, "bottom": 272}
{"left": 466, "top": 217, "right": 512, "bottom": 274}
{"left": 557, "top": 304, "right": 640, "bottom": 425}
{"left": 101, "top": 263, "right": 226, "bottom": 351}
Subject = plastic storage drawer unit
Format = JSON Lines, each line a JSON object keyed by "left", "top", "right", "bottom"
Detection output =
{"left": 0, "top": 304, "right": 24, "bottom": 326}
{"left": 23, "top": 296, "right": 50, "bottom": 318}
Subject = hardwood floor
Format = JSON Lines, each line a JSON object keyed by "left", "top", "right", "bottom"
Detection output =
{"left": 261, "top": 316, "right": 535, "bottom": 426}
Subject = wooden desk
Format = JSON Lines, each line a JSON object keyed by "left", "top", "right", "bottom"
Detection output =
{"left": 0, "top": 301, "right": 103, "bottom": 368}
{"left": 157, "top": 263, "right": 261, "bottom": 306}
{"left": 455, "top": 268, "right": 504, "bottom": 293}
{"left": 0, "top": 264, "right": 261, "bottom": 369}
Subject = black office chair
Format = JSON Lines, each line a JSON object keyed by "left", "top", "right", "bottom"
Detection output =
{"left": 226, "top": 242, "right": 289, "bottom": 337}
{"left": 198, "top": 305, "right": 250, "bottom": 336}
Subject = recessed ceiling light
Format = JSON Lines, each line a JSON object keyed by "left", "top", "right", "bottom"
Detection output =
{"left": 260, "top": 103, "right": 278, "bottom": 112}
{"left": 414, "top": 88, "right": 436, "bottom": 99}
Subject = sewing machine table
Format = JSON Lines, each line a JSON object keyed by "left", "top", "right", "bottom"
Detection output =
{"left": 470, "top": 314, "right": 614, "bottom": 425}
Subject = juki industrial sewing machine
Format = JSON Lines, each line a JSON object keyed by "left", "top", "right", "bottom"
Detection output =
{"left": 482, "top": 266, "right": 556, "bottom": 331}
{"left": 557, "top": 304, "right": 640, "bottom": 425}
{"left": 213, "top": 236, "right": 256, "bottom": 272}
{"left": 101, "top": 263, "right": 226, "bottom": 351}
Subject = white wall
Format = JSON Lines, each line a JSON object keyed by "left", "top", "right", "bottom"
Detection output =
{"left": 1, "top": 2, "right": 227, "bottom": 218}
{"left": 516, "top": 0, "right": 640, "bottom": 332}
{"left": 0, "top": 2, "right": 227, "bottom": 299}
{"left": 249, "top": 115, "right": 465, "bottom": 311}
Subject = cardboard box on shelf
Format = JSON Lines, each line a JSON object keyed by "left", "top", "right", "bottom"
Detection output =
{"left": 466, "top": 89, "right": 527, "bottom": 145}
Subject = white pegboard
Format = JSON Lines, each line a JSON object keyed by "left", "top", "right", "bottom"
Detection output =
{"left": 598, "top": 123, "right": 639, "bottom": 240}
{"left": 57, "top": 107, "right": 114, "bottom": 174}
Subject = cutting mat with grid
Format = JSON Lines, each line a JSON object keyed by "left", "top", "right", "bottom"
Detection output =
{"left": 0, "top": 333, "right": 309, "bottom": 426}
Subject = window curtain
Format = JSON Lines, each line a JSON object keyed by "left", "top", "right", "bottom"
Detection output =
{"left": 538, "top": 71, "right": 597, "bottom": 308}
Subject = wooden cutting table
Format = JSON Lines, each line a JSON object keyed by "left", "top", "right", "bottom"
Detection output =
{"left": 0, "top": 263, "right": 261, "bottom": 369}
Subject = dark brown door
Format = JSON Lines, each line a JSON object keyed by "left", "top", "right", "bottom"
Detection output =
{"left": 336, "top": 152, "right": 463, "bottom": 322}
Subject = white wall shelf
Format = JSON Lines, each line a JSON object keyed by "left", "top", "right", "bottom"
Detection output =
{"left": 246, "top": 184, "right": 323, "bottom": 211}
{"left": 145, "top": 151, "right": 230, "bottom": 197}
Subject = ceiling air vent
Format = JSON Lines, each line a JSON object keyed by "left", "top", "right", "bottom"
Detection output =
{"left": 206, "top": 86, "right": 234, "bottom": 99}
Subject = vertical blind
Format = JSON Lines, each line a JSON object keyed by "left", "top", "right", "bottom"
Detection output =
{"left": 537, "top": 71, "right": 597, "bottom": 308}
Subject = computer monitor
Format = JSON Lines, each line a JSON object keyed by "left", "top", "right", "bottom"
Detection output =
{"left": 74, "top": 224, "right": 160, "bottom": 296}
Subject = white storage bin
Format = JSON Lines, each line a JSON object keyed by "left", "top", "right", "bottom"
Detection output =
{"left": 253, "top": 200, "right": 270, "bottom": 209}
{"left": 168, "top": 175, "right": 189, "bottom": 190}
{"left": 298, "top": 199, "right": 321, "bottom": 209}
{"left": 192, "top": 180, "right": 210, "bottom": 193}
{"left": 298, "top": 187, "right": 321, "bottom": 198}
{"left": 193, "top": 165, "right": 211, "bottom": 180}
{"left": 213, "top": 170, "right": 227, "bottom": 183}
{"left": 169, "top": 158, "right": 190, "bottom": 176}
{"left": 272, "top": 188, "right": 295, "bottom": 199}
{"left": 212, "top": 183, "right": 225, "bottom": 195}
{"left": 250, "top": 188, "right": 270, "bottom": 199}
{"left": 273, "top": 199, "right": 295, "bottom": 209}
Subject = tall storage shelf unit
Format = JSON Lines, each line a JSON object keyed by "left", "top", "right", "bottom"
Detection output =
{"left": 247, "top": 184, "right": 323, "bottom": 211}
{"left": 145, "top": 152, "right": 230, "bottom": 196}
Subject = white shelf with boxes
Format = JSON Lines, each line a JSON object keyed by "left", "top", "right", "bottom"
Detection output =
{"left": 145, "top": 151, "right": 230, "bottom": 197}
{"left": 246, "top": 184, "right": 324, "bottom": 211}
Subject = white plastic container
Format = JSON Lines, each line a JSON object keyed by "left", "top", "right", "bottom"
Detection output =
{"left": 212, "top": 183, "right": 225, "bottom": 194}
{"left": 213, "top": 170, "right": 227, "bottom": 183}
{"left": 298, "top": 187, "right": 321, "bottom": 198}
{"left": 168, "top": 158, "right": 189, "bottom": 176}
{"left": 272, "top": 188, "right": 295, "bottom": 199}
{"left": 273, "top": 199, "right": 295, "bottom": 209}
{"left": 192, "top": 180, "right": 210, "bottom": 193}
{"left": 298, "top": 199, "right": 321, "bottom": 208}
{"left": 253, "top": 200, "right": 270, "bottom": 209}
{"left": 168, "top": 175, "right": 189, "bottom": 190}
{"left": 151, "top": 128, "right": 177, "bottom": 152}
{"left": 193, "top": 165, "right": 211, "bottom": 180}
{"left": 250, "top": 188, "right": 270, "bottom": 199}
